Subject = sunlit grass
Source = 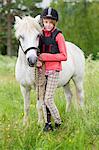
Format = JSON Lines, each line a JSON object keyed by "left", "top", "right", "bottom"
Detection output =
{"left": 0, "top": 55, "right": 99, "bottom": 150}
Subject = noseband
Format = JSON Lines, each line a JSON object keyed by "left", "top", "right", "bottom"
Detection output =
{"left": 18, "top": 39, "right": 40, "bottom": 55}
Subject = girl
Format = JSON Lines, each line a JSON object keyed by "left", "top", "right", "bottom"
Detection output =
{"left": 37, "top": 7, "right": 67, "bottom": 131}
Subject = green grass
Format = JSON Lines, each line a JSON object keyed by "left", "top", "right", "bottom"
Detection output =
{"left": 0, "top": 55, "right": 99, "bottom": 150}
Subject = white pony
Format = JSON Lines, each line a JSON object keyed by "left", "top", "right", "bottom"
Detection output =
{"left": 14, "top": 15, "right": 85, "bottom": 124}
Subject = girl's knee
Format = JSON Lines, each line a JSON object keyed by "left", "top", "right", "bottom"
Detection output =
{"left": 44, "top": 97, "right": 52, "bottom": 107}
{"left": 44, "top": 98, "right": 49, "bottom": 107}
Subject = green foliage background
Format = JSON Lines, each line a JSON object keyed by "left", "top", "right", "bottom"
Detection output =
{"left": 0, "top": 0, "right": 42, "bottom": 55}
{"left": 51, "top": 0, "right": 99, "bottom": 59}
{"left": 0, "top": 0, "right": 99, "bottom": 59}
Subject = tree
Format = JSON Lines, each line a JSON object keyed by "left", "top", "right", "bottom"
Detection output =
{"left": 0, "top": 0, "right": 42, "bottom": 56}
{"left": 51, "top": 0, "right": 99, "bottom": 59}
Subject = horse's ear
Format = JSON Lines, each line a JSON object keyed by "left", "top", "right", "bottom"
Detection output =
{"left": 35, "top": 15, "right": 41, "bottom": 23}
{"left": 15, "top": 16, "right": 22, "bottom": 24}
{"left": 35, "top": 15, "right": 43, "bottom": 27}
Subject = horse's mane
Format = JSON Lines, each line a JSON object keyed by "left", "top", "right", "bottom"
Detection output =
{"left": 14, "top": 16, "right": 42, "bottom": 38}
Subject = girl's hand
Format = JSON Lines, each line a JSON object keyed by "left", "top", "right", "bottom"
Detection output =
{"left": 38, "top": 54, "right": 43, "bottom": 61}
{"left": 37, "top": 60, "right": 42, "bottom": 68}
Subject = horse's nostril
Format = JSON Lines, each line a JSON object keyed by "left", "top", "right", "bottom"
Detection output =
{"left": 27, "top": 57, "right": 30, "bottom": 62}
{"left": 35, "top": 57, "right": 38, "bottom": 63}
{"left": 27, "top": 57, "right": 37, "bottom": 67}
{"left": 27, "top": 57, "right": 32, "bottom": 64}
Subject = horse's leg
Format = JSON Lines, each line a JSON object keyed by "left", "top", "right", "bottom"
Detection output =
{"left": 20, "top": 85, "right": 31, "bottom": 125}
{"left": 63, "top": 82, "right": 73, "bottom": 112}
{"left": 73, "top": 77, "right": 84, "bottom": 109}
{"left": 36, "top": 100, "right": 45, "bottom": 124}
{"left": 36, "top": 65, "right": 47, "bottom": 125}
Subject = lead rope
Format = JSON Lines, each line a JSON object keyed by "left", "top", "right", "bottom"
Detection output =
{"left": 35, "top": 63, "right": 47, "bottom": 123}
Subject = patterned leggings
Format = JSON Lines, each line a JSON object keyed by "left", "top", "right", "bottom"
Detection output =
{"left": 44, "top": 71, "right": 61, "bottom": 124}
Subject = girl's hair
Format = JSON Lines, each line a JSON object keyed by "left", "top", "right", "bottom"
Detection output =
{"left": 43, "top": 18, "right": 57, "bottom": 26}
{"left": 50, "top": 19, "right": 57, "bottom": 26}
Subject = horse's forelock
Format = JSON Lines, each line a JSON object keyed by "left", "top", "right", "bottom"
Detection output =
{"left": 15, "top": 16, "right": 42, "bottom": 38}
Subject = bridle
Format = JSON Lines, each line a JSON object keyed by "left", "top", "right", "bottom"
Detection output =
{"left": 18, "top": 39, "right": 40, "bottom": 55}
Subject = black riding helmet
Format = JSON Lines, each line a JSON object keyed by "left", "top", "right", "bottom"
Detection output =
{"left": 41, "top": 7, "right": 59, "bottom": 21}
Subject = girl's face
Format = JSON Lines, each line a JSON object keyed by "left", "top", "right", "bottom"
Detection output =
{"left": 43, "top": 19, "right": 54, "bottom": 31}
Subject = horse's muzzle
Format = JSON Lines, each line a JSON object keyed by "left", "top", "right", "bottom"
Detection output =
{"left": 27, "top": 57, "right": 37, "bottom": 67}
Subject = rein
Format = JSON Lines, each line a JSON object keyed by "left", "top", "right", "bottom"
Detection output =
{"left": 18, "top": 39, "right": 40, "bottom": 55}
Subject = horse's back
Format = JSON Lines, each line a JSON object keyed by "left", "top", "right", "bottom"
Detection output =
{"left": 66, "top": 41, "right": 85, "bottom": 77}
{"left": 58, "top": 41, "right": 85, "bottom": 87}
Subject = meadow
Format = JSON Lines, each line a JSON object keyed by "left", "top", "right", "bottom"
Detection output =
{"left": 0, "top": 55, "right": 99, "bottom": 150}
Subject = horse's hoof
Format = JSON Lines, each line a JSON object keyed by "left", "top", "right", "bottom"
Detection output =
{"left": 66, "top": 105, "right": 71, "bottom": 112}
{"left": 23, "top": 116, "right": 29, "bottom": 126}
{"left": 37, "top": 120, "right": 44, "bottom": 126}
{"left": 80, "top": 102, "right": 84, "bottom": 108}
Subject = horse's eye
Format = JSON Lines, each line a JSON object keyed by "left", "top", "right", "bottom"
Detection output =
{"left": 37, "top": 35, "right": 39, "bottom": 39}
{"left": 19, "top": 35, "right": 24, "bottom": 41}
